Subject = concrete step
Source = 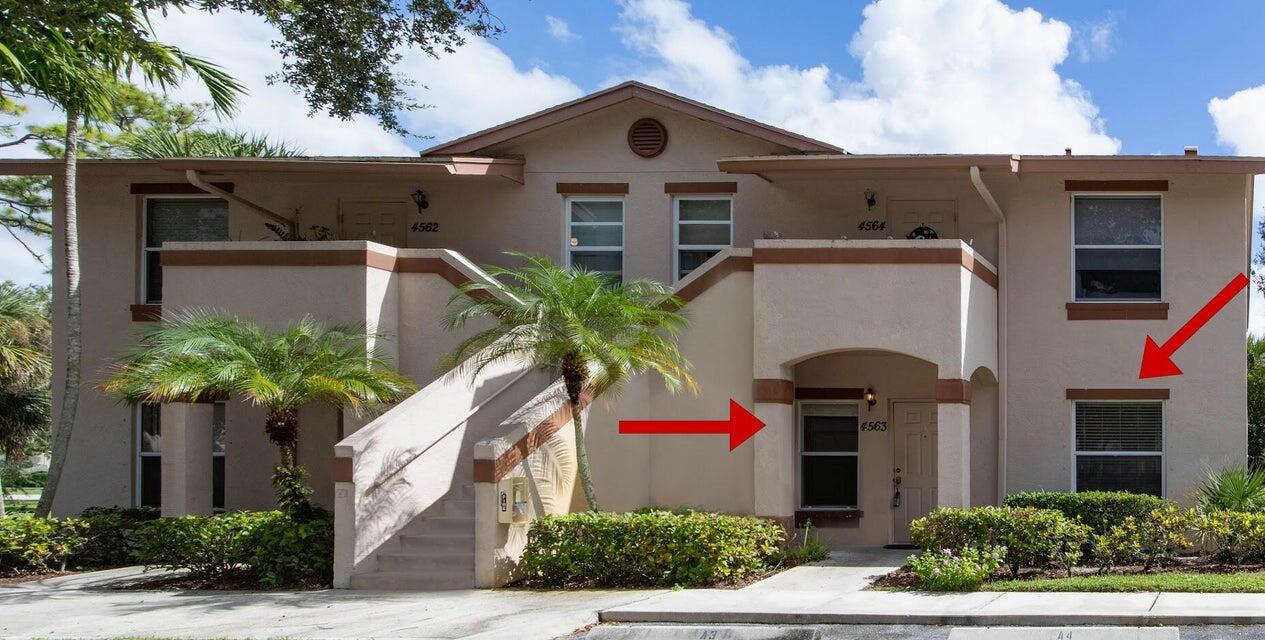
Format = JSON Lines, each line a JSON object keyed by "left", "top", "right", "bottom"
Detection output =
{"left": 376, "top": 551, "right": 473, "bottom": 574}
{"left": 404, "top": 515, "right": 472, "bottom": 537}
{"left": 349, "top": 570, "right": 474, "bottom": 590}
{"left": 442, "top": 498, "right": 474, "bottom": 517}
{"left": 399, "top": 533, "right": 471, "bottom": 555}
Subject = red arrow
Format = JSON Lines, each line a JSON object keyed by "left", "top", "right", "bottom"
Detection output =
{"left": 1139, "top": 272, "right": 1249, "bottom": 379}
{"left": 618, "top": 399, "right": 766, "bottom": 450}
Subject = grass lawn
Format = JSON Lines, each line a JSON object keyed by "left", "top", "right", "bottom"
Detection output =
{"left": 986, "top": 572, "right": 1265, "bottom": 593}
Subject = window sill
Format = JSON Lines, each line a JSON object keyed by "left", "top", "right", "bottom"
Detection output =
{"left": 1065, "top": 301, "right": 1168, "bottom": 320}
{"left": 794, "top": 509, "right": 863, "bottom": 528}
{"left": 130, "top": 304, "right": 161, "bottom": 322}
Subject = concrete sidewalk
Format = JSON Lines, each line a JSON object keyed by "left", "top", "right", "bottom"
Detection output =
{"left": 601, "top": 549, "right": 1265, "bottom": 627}
{"left": 0, "top": 567, "right": 663, "bottom": 639}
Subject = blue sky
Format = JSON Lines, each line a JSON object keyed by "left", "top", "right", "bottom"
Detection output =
{"left": 4, "top": 0, "right": 1265, "bottom": 329}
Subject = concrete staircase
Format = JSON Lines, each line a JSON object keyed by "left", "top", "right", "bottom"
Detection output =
{"left": 348, "top": 485, "right": 475, "bottom": 590}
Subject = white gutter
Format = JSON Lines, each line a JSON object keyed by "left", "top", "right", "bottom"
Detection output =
{"left": 970, "top": 165, "right": 1008, "bottom": 501}
{"left": 185, "top": 169, "right": 296, "bottom": 234}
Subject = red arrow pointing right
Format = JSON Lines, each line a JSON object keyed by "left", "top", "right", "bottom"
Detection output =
{"left": 618, "top": 400, "right": 766, "bottom": 451}
{"left": 1139, "top": 273, "right": 1248, "bottom": 379}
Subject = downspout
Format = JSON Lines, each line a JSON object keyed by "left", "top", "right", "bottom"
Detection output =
{"left": 185, "top": 169, "right": 296, "bottom": 235}
{"left": 970, "top": 165, "right": 1008, "bottom": 502}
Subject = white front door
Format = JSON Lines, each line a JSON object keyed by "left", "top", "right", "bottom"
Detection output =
{"left": 339, "top": 200, "right": 407, "bottom": 246}
{"left": 891, "top": 402, "right": 937, "bottom": 544}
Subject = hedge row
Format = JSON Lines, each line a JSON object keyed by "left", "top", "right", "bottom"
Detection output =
{"left": 134, "top": 509, "right": 333, "bottom": 587}
{"left": 0, "top": 507, "right": 160, "bottom": 574}
{"left": 1003, "top": 491, "right": 1166, "bottom": 537}
{"left": 522, "top": 509, "right": 785, "bottom": 587}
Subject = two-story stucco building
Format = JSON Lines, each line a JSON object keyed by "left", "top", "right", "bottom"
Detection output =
{"left": 3, "top": 82, "right": 1257, "bottom": 589}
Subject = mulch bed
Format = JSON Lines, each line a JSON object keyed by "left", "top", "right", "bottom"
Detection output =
{"left": 0, "top": 570, "right": 74, "bottom": 585}
{"left": 871, "top": 557, "right": 1265, "bottom": 590}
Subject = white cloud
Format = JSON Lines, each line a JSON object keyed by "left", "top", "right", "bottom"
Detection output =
{"left": 397, "top": 37, "right": 583, "bottom": 144}
{"left": 1209, "top": 85, "right": 1265, "bottom": 336}
{"left": 614, "top": 0, "right": 1120, "bottom": 154}
{"left": 546, "top": 16, "right": 579, "bottom": 42}
{"left": 1075, "top": 14, "right": 1119, "bottom": 62}
{"left": 147, "top": 10, "right": 415, "bottom": 155}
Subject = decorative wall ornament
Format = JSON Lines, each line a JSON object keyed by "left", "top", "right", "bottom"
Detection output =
{"left": 906, "top": 225, "right": 939, "bottom": 240}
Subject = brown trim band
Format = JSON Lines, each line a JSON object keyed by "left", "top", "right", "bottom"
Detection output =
{"left": 162, "top": 248, "right": 397, "bottom": 271}
{"left": 1066, "top": 302, "right": 1168, "bottom": 320}
{"left": 129, "top": 303, "right": 162, "bottom": 322}
{"left": 474, "top": 389, "right": 595, "bottom": 484}
{"left": 676, "top": 255, "right": 753, "bottom": 302}
{"left": 935, "top": 379, "right": 972, "bottom": 404}
{"left": 130, "top": 182, "right": 235, "bottom": 195}
{"left": 556, "top": 182, "right": 629, "bottom": 195}
{"left": 1065, "top": 180, "right": 1168, "bottom": 192}
{"left": 1067, "top": 388, "right": 1170, "bottom": 401}
{"left": 664, "top": 181, "right": 738, "bottom": 194}
{"left": 795, "top": 387, "right": 864, "bottom": 400}
{"left": 396, "top": 256, "right": 471, "bottom": 288}
{"left": 752, "top": 247, "right": 999, "bottom": 290}
{"left": 332, "top": 457, "right": 353, "bottom": 483}
{"left": 753, "top": 379, "right": 795, "bottom": 405}
{"left": 795, "top": 510, "right": 863, "bottom": 528}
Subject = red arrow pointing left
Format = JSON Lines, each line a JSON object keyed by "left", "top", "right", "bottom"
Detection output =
{"left": 619, "top": 399, "right": 766, "bottom": 451}
{"left": 1139, "top": 272, "right": 1249, "bottom": 379}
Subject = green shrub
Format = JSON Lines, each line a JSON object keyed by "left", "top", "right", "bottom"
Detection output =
{"left": 522, "top": 509, "right": 784, "bottom": 587}
{"left": 1094, "top": 506, "right": 1194, "bottom": 572}
{"left": 909, "top": 545, "right": 1006, "bottom": 591}
{"left": 911, "top": 506, "right": 1090, "bottom": 578}
{"left": 0, "top": 517, "right": 87, "bottom": 573}
{"left": 1003, "top": 491, "right": 1168, "bottom": 537}
{"left": 249, "top": 508, "right": 334, "bottom": 587}
{"left": 74, "top": 506, "right": 160, "bottom": 567}
{"left": 1197, "top": 465, "right": 1265, "bottom": 512}
{"left": 133, "top": 510, "right": 333, "bottom": 587}
{"left": 1193, "top": 510, "right": 1265, "bottom": 566}
{"left": 134, "top": 512, "right": 269, "bottom": 579}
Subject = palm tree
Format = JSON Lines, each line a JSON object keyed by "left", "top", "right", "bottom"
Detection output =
{"left": 0, "top": 283, "right": 51, "bottom": 517}
{"left": 102, "top": 311, "right": 415, "bottom": 508}
{"left": 2, "top": 3, "right": 244, "bottom": 516}
{"left": 441, "top": 253, "right": 697, "bottom": 511}
{"left": 121, "top": 128, "right": 305, "bottom": 158}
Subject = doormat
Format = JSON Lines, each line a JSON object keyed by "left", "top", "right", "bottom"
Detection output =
{"left": 883, "top": 543, "right": 918, "bottom": 550}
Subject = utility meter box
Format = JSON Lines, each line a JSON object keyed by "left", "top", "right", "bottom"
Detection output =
{"left": 496, "top": 476, "right": 530, "bottom": 525}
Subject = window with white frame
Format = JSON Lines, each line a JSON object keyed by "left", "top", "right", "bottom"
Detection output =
{"left": 142, "top": 197, "right": 229, "bottom": 303}
{"left": 1074, "top": 401, "right": 1163, "bottom": 495}
{"left": 674, "top": 196, "right": 732, "bottom": 281}
{"left": 799, "top": 402, "right": 860, "bottom": 508}
{"left": 136, "top": 402, "right": 228, "bottom": 509}
{"left": 1072, "top": 195, "right": 1162, "bottom": 300}
{"left": 566, "top": 198, "right": 623, "bottom": 283}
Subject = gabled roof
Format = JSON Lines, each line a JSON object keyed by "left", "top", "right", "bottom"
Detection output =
{"left": 421, "top": 81, "right": 845, "bottom": 156}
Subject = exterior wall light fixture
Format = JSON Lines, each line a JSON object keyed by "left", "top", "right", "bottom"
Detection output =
{"left": 864, "top": 188, "right": 877, "bottom": 211}
{"left": 411, "top": 188, "right": 429, "bottom": 213}
{"left": 864, "top": 387, "right": 877, "bottom": 411}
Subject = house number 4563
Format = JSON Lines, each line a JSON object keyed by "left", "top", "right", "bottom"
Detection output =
{"left": 860, "top": 420, "right": 888, "bottom": 432}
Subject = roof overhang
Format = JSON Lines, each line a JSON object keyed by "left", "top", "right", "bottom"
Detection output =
{"left": 0, "top": 156, "right": 526, "bottom": 183}
{"left": 717, "top": 153, "right": 1265, "bottom": 177}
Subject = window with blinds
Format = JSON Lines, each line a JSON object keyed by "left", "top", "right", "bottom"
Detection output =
{"left": 1074, "top": 401, "right": 1163, "bottom": 495}
{"left": 142, "top": 198, "right": 229, "bottom": 303}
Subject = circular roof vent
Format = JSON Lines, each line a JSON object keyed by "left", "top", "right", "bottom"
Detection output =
{"left": 627, "top": 118, "right": 668, "bottom": 158}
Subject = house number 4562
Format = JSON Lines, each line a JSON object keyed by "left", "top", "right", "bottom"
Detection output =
{"left": 411, "top": 222, "right": 440, "bottom": 233}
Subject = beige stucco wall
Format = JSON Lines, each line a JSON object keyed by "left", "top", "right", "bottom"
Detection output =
{"left": 1002, "top": 174, "right": 1249, "bottom": 502}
